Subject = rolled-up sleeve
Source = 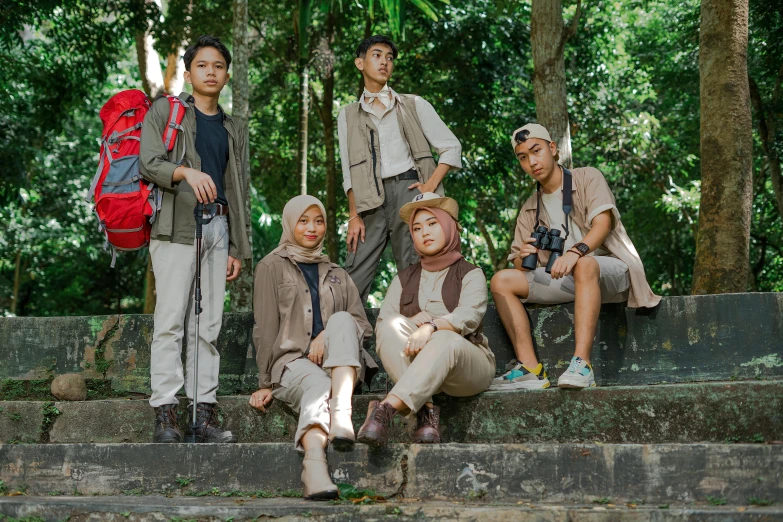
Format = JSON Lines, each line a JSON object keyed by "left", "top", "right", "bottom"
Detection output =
{"left": 582, "top": 168, "right": 620, "bottom": 229}
{"left": 253, "top": 261, "right": 279, "bottom": 388}
{"left": 509, "top": 204, "right": 536, "bottom": 262}
{"left": 337, "top": 109, "right": 353, "bottom": 194}
{"left": 375, "top": 276, "right": 402, "bottom": 332}
{"left": 139, "top": 98, "right": 178, "bottom": 190}
{"left": 414, "top": 97, "right": 462, "bottom": 169}
{"left": 439, "top": 269, "right": 488, "bottom": 336}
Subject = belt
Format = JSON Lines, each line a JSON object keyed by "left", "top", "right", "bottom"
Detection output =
{"left": 202, "top": 203, "right": 229, "bottom": 216}
{"left": 384, "top": 169, "right": 419, "bottom": 182}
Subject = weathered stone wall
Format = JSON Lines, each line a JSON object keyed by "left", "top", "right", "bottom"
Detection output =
{"left": 2, "top": 293, "right": 782, "bottom": 395}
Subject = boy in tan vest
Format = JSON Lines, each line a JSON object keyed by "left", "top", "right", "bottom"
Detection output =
{"left": 490, "top": 123, "right": 660, "bottom": 391}
{"left": 337, "top": 35, "right": 462, "bottom": 302}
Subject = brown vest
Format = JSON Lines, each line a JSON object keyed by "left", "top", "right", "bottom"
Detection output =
{"left": 398, "top": 259, "right": 485, "bottom": 343}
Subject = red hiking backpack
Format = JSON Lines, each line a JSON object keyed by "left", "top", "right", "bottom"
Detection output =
{"left": 88, "top": 90, "right": 187, "bottom": 266}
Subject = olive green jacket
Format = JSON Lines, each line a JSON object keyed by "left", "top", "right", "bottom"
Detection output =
{"left": 139, "top": 92, "right": 251, "bottom": 260}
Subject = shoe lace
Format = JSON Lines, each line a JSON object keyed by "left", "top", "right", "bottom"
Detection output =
{"left": 197, "top": 405, "right": 219, "bottom": 429}
{"left": 158, "top": 408, "right": 177, "bottom": 429}
{"left": 419, "top": 407, "right": 439, "bottom": 428}
{"left": 372, "top": 403, "right": 395, "bottom": 425}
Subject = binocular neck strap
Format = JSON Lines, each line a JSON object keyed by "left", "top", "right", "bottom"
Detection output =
{"left": 562, "top": 167, "right": 572, "bottom": 240}
{"left": 534, "top": 166, "right": 574, "bottom": 239}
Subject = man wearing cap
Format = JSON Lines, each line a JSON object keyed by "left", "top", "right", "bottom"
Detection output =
{"left": 490, "top": 123, "right": 660, "bottom": 390}
{"left": 337, "top": 35, "right": 462, "bottom": 302}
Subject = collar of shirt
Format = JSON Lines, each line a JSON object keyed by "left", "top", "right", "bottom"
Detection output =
{"left": 360, "top": 85, "right": 398, "bottom": 118}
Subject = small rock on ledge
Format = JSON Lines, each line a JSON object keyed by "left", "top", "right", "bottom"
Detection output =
{"left": 51, "top": 373, "right": 87, "bottom": 401}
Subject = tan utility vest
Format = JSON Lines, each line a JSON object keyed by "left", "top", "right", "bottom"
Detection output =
{"left": 343, "top": 94, "right": 445, "bottom": 213}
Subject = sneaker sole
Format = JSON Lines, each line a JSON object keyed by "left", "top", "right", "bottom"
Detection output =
{"left": 488, "top": 379, "right": 551, "bottom": 391}
{"left": 556, "top": 378, "right": 596, "bottom": 389}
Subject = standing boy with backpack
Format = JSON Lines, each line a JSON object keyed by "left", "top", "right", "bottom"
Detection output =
{"left": 338, "top": 35, "right": 462, "bottom": 302}
{"left": 140, "top": 35, "right": 251, "bottom": 443}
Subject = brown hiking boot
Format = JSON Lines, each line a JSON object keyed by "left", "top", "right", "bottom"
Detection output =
{"left": 412, "top": 405, "right": 441, "bottom": 444}
{"left": 357, "top": 400, "right": 397, "bottom": 446}
{"left": 192, "top": 403, "right": 237, "bottom": 443}
{"left": 153, "top": 404, "right": 182, "bottom": 443}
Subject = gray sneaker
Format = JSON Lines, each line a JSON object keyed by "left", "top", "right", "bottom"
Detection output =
{"left": 489, "top": 362, "right": 550, "bottom": 391}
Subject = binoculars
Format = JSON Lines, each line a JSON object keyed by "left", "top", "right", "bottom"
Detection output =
{"left": 521, "top": 225, "right": 566, "bottom": 273}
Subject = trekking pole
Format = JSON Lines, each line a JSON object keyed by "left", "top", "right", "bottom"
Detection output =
{"left": 186, "top": 201, "right": 217, "bottom": 443}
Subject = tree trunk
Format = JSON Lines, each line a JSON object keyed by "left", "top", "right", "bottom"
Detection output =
{"left": 298, "top": 63, "right": 310, "bottom": 195}
{"left": 691, "top": 0, "right": 753, "bottom": 294}
{"left": 312, "top": 13, "right": 339, "bottom": 260}
{"left": 230, "top": 0, "right": 254, "bottom": 311}
{"left": 530, "top": 0, "right": 581, "bottom": 168}
{"left": 749, "top": 72, "right": 783, "bottom": 219}
{"left": 163, "top": 51, "right": 185, "bottom": 96}
{"left": 297, "top": 0, "right": 312, "bottom": 195}
{"left": 10, "top": 249, "right": 21, "bottom": 315}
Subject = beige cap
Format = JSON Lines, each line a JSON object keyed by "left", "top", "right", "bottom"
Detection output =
{"left": 510, "top": 123, "right": 552, "bottom": 150}
{"left": 399, "top": 192, "right": 460, "bottom": 228}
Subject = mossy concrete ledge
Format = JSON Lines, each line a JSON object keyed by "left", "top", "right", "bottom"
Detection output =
{"left": 2, "top": 497, "right": 782, "bottom": 522}
{"left": 0, "top": 443, "right": 780, "bottom": 504}
{"left": 2, "top": 293, "right": 783, "bottom": 395}
{"left": 7, "top": 380, "right": 781, "bottom": 445}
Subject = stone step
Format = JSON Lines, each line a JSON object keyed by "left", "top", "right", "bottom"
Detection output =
{"left": 1, "top": 443, "right": 781, "bottom": 506}
{"left": 1, "top": 496, "right": 781, "bottom": 522}
{"left": 2, "top": 293, "right": 782, "bottom": 395}
{"left": 2, "top": 380, "right": 781, "bottom": 445}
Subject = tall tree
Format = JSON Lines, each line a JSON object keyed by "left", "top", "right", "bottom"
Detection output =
{"left": 691, "top": 0, "right": 753, "bottom": 294}
{"left": 311, "top": 11, "right": 339, "bottom": 259}
{"left": 296, "top": 0, "right": 312, "bottom": 195}
{"left": 230, "top": 0, "right": 254, "bottom": 311}
{"left": 530, "top": 0, "right": 582, "bottom": 168}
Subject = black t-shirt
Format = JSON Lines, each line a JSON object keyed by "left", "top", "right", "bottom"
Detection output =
{"left": 298, "top": 263, "right": 324, "bottom": 339}
{"left": 194, "top": 107, "right": 229, "bottom": 206}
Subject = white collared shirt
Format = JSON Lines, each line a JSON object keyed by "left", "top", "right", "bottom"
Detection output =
{"left": 337, "top": 89, "right": 462, "bottom": 194}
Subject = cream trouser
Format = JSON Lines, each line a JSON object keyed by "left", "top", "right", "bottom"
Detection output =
{"left": 148, "top": 216, "right": 228, "bottom": 408}
{"left": 376, "top": 314, "right": 496, "bottom": 414}
{"left": 272, "top": 312, "right": 363, "bottom": 451}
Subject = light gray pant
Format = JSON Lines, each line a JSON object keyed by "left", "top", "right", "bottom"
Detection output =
{"left": 271, "top": 312, "right": 363, "bottom": 451}
{"left": 148, "top": 216, "right": 228, "bottom": 407}
{"left": 346, "top": 176, "right": 421, "bottom": 302}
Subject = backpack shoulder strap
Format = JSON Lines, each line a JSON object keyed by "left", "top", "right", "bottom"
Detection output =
{"left": 162, "top": 95, "right": 188, "bottom": 156}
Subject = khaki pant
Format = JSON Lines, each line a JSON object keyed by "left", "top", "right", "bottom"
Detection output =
{"left": 523, "top": 256, "right": 630, "bottom": 305}
{"left": 272, "top": 312, "right": 363, "bottom": 451}
{"left": 148, "top": 216, "right": 228, "bottom": 408}
{"left": 376, "top": 314, "right": 495, "bottom": 413}
{"left": 346, "top": 175, "right": 421, "bottom": 302}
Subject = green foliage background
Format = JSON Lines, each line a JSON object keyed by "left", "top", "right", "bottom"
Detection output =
{"left": 0, "top": 0, "right": 780, "bottom": 316}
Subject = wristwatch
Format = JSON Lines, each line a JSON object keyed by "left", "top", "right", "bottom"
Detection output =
{"left": 427, "top": 320, "right": 438, "bottom": 332}
{"left": 571, "top": 242, "right": 590, "bottom": 257}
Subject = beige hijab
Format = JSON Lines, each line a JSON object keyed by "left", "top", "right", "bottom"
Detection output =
{"left": 272, "top": 195, "right": 330, "bottom": 264}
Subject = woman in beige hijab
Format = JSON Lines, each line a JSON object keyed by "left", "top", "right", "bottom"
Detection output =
{"left": 356, "top": 193, "right": 495, "bottom": 446}
{"left": 250, "top": 195, "right": 377, "bottom": 500}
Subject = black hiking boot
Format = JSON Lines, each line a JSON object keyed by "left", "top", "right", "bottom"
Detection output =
{"left": 192, "top": 403, "right": 237, "bottom": 443}
{"left": 153, "top": 404, "right": 183, "bottom": 443}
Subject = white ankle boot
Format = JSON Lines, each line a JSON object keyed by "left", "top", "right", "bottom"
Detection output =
{"left": 328, "top": 396, "right": 355, "bottom": 448}
{"left": 301, "top": 449, "right": 338, "bottom": 500}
